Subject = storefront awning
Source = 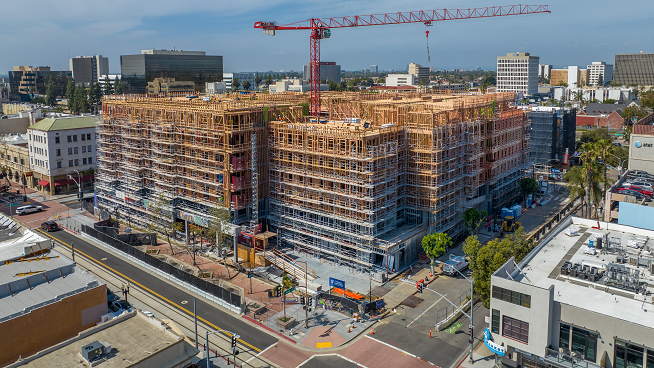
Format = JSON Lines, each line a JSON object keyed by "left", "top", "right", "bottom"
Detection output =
{"left": 38, "top": 179, "right": 50, "bottom": 187}
{"left": 53, "top": 175, "right": 94, "bottom": 186}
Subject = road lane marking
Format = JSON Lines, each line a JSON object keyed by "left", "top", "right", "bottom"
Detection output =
{"left": 407, "top": 294, "right": 445, "bottom": 328}
{"left": 35, "top": 229, "right": 263, "bottom": 353}
{"left": 181, "top": 300, "right": 188, "bottom": 304}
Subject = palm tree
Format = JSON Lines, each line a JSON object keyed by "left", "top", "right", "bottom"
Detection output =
{"left": 565, "top": 166, "right": 587, "bottom": 217}
{"left": 580, "top": 143, "right": 604, "bottom": 218}
{"left": 593, "top": 139, "right": 615, "bottom": 211}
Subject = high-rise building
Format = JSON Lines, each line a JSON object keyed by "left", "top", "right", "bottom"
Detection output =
{"left": 538, "top": 64, "right": 552, "bottom": 79}
{"left": 408, "top": 63, "right": 429, "bottom": 82}
{"left": 587, "top": 61, "right": 613, "bottom": 86}
{"left": 303, "top": 62, "right": 341, "bottom": 83}
{"left": 614, "top": 52, "right": 654, "bottom": 85}
{"left": 496, "top": 52, "right": 539, "bottom": 95}
{"left": 8, "top": 66, "right": 72, "bottom": 102}
{"left": 120, "top": 49, "right": 223, "bottom": 93}
{"left": 370, "top": 65, "right": 378, "bottom": 73}
{"left": 69, "top": 55, "right": 109, "bottom": 86}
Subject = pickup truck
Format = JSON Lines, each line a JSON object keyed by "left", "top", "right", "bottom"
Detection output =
{"left": 442, "top": 255, "right": 469, "bottom": 276}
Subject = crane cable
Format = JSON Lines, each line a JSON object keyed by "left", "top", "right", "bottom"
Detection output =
{"left": 425, "top": 23, "right": 432, "bottom": 62}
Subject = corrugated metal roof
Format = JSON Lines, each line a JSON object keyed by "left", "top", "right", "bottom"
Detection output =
{"left": 28, "top": 116, "right": 98, "bottom": 131}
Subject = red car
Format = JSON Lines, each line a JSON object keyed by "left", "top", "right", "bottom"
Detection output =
{"left": 618, "top": 185, "right": 653, "bottom": 197}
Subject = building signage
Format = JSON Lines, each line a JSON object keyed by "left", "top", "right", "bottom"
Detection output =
{"left": 484, "top": 329, "right": 506, "bottom": 356}
{"left": 634, "top": 141, "right": 653, "bottom": 148}
{"left": 329, "top": 277, "right": 345, "bottom": 289}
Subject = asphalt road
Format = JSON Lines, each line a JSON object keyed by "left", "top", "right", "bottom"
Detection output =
{"left": 372, "top": 271, "right": 488, "bottom": 368}
{"left": 298, "top": 355, "right": 360, "bottom": 368}
{"left": 38, "top": 228, "right": 279, "bottom": 354}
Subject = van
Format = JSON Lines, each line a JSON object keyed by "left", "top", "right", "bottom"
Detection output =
{"left": 442, "top": 255, "right": 469, "bottom": 276}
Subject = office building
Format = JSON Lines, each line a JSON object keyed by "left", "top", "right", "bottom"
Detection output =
{"left": 146, "top": 77, "right": 195, "bottom": 94}
{"left": 69, "top": 55, "right": 109, "bottom": 86}
{"left": 27, "top": 116, "right": 98, "bottom": 195}
{"left": 270, "top": 79, "right": 328, "bottom": 92}
{"left": 303, "top": 62, "right": 341, "bottom": 83}
{"left": 550, "top": 69, "right": 568, "bottom": 86}
{"left": 587, "top": 61, "right": 614, "bottom": 86}
{"left": 488, "top": 215, "right": 654, "bottom": 368}
{"left": 408, "top": 63, "right": 430, "bottom": 82}
{"left": 614, "top": 52, "right": 654, "bottom": 86}
{"left": 528, "top": 107, "right": 576, "bottom": 167}
{"left": 120, "top": 49, "right": 223, "bottom": 93}
{"left": 385, "top": 74, "right": 417, "bottom": 87}
{"left": 538, "top": 64, "right": 552, "bottom": 79}
{"left": 223, "top": 72, "right": 256, "bottom": 90}
{"left": 0, "top": 213, "right": 107, "bottom": 366}
{"left": 8, "top": 66, "right": 72, "bottom": 102}
{"left": 0, "top": 133, "right": 30, "bottom": 184}
{"left": 370, "top": 65, "right": 378, "bottom": 73}
{"left": 628, "top": 127, "right": 654, "bottom": 173}
{"left": 98, "top": 91, "right": 528, "bottom": 276}
{"left": 496, "top": 52, "right": 539, "bottom": 95}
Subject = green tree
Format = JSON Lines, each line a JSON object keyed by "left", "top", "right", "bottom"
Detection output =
{"left": 66, "top": 78, "right": 76, "bottom": 111}
{"left": 622, "top": 106, "right": 648, "bottom": 124}
{"left": 597, "top": 74, "right": 604, "bottom": 86}
{"left": 32, "top": 96, "right": 46, "bottom": 104}
{"left": 281, "top": 273, "right": 294, "bottom": 317}
{"left": 254, "top": 73, "right": 262, "bottom": 86}
{"left": 519, "top": 177, "right": 539, "bottom": 201}
{"left": 462, "top": 235, "right": 482, "bottom": 271}
{"left": 564, "top": 166, "right": 588, "bottom": 217}
{"left": 421, "top": 232, "right": 451, "bottom": 273}
{"left": 580, "top": 143, "right": 604, "bottom": 218}
{"left": 328, "top": 80, "right": 338, "bottom": 91}
{"left": 266, "top": 76, "right": 273, "bottom": 86}
{"left": 231, "top": 77, "right": 240, "bottom": 91}
{"left": 480, "top": 83, "right": 488, "bottom": 94}
{"left": 73, "top": 86, "right": 89, "bottom": 114}
{"left": 593, "top": 139, "right": 615, "bottom": 209}
{"left": 603, "top": 99, "right": 616, "bottom": 104}
{"left": 45, "top": 76, "right": 57, "bottom": 106}
{"left": 577, "top": 128, "right": 610, "bottom": 150}
{"left": 641, "top": 91, "right": 654, "bottom": 109}
{"left": 103, "top": 75, "right": 114, "bottom": 95}
{"left": 114, "top": 77, "right": 122, "bottom": 94}
{"left": 377, "top": 77, "right": 385, "bottom": 84}
{"left": 93, "top": 82, "right": 103, "bottom": 105}
{"left": 242, "top": 80, "right": 251, "bottom": 91}
{"left": 556, "top": 81, "right": 568, "bottom": 87}
{"left": 207, "top": 203, "right": 233, "bottom": 278}
{"left": 482, "top": 74, "right": 496, "bottom": 85}
{"left": 463, "top": 208, "right": 488, "bottom": 235}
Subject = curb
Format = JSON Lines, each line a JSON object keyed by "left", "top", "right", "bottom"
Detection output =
{"left": 242, "top": 315, "right": 297, "bottom": 344}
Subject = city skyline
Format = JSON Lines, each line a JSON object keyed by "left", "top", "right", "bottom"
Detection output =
{"left": 1, "top": 0, "right": 653, "bottom": 75}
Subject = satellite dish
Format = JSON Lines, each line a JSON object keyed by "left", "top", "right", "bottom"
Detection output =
{"left": 100, "top": 210, "right": 109, "bottom": 221}
{"left": 124, "top": 228, "right": 132, "bottom": 234}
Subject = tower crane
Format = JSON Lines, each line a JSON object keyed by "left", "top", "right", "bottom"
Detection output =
{"left": 254, "top": 5, "right": 550, "bottom": 117}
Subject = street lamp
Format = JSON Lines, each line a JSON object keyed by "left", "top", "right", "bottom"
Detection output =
{"left": 454, "top": 268, "right": 475, "bottom": 364}
{"left": 610, "top": 153, "right": 626, "bottom": 177}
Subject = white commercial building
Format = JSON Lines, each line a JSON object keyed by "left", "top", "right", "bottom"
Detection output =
{"left": 408, "top": 63, "right": 430, "bottom": 81}
{"left": 553, "top": 86, "right": 637, "bottom": 103}
{"left": 587, "top": 61, "right": 614, "bottom": 86}
{"left": 205, "top": 82, "right": 227, "bottom": 94}
{"left": 386, "top": 74, "right": 417, "bottom": 87}
{"left": 370, "top": 65, "right": 378, "bottom": 73}
{"left": 270, "top": 79, "right": 328, "bottom": 93}
{"left": 488, "top": 216, "right": 654, "bottom": 368}
{"left": 223, "top": 72, "right": 256, "bottom": 90}
{"left": 27, "top": 116, "right": 98, "bottom": 195}
{"left": 98, "top": 74, "right": 120, "bottom": 90}
{"left": 497, "top": 52, "right": 539, "bottom": 96}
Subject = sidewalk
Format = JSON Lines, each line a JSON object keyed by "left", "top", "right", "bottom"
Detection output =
{"left": 457, "top": 342, "right": 497, "bottom": 368}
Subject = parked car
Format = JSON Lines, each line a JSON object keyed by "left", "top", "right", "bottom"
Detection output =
{"left": 108, "top": 300, "right": 132, "bottom": 313}
{"left": 629, "top": 170, "right": 652, "bottom": 177}
{"left": 442, "top": 255, "right": 469, "bottom": 276}
{"left": 620, "top": 190, "right": 651, "bottom": 200}
{"left": 617, "top": 186, "right": 653, "bottom": 197}
{"left": 40, "top": 221, "right": 59, "bottom": 232}
{"left": 16, "top": 205, "right": 43, "bottom": 215}
{"left": 622, "top": 180, "right": 653, "bottom": 189}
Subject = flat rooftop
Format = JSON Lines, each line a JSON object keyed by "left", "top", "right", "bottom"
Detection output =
{"left": 11, "top": 311, "right": 197, "bottom": 368}
{"left": 501, "top": 217, "right": 654, "bottom": 329}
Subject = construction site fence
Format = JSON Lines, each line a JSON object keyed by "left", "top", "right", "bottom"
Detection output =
{"left": 81, "top": 224, "right": 242, "bottom": 309}
{"left": 81, "top": 199, "right": 96, "bottom": 214}
{"left": 388, "top": 289, "right": 471, "bottom": 334}
{"left": 93, "top": 224, "right": 157, "bottom": 246}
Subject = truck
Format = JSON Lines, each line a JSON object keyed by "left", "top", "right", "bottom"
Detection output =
{"left": 442, "top": 255, "right": 469, "bottom": 276}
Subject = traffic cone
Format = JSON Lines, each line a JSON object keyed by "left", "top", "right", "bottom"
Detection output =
{"left": 348, "top": 325, "right": 351, "bottom": 333}
{"left": 371, "top": 328, "right": 375, "bottom": 335}
{"left": 430, "top": 328, "right": 432, "bottom": 338}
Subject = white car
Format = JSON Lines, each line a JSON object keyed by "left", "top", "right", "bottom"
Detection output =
{"left": 623, "top": 181, "right": 653, "bottom": 190}
{"left": 16, "top": 205, "right": 43, "bottom": 215}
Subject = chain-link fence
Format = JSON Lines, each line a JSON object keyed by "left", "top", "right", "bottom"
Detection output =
{"left": 388, "top": 289, "right": 471, "bottom": 334}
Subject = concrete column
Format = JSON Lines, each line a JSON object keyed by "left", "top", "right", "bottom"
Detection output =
{"left": 233, "top": 226, "right": 241, "bottom": 265}
{"left": 393, "top": 251, "right": 400, "bottom": 272}
{"left": 185, "top": 220, "right": 189, "bottom": 245}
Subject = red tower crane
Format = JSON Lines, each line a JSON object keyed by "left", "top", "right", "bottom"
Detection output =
{"left": 254, "top": 5, "right": 550, "bottom": 117}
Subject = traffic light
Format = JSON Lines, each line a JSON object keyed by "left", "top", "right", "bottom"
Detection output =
{"left": 417, "top": 282, "right": 423, "bottom": 293}
{"left": 469, "top": 325, "right": 474, "bottom": 336}
{"left": 300, "top": 295, "right": 305, "bottom": 305}
{"left": 231, "top": 335, "right": 237, "bottom": 348}
{"left": 308, "top": 296, "right": 312, "bottom": 306}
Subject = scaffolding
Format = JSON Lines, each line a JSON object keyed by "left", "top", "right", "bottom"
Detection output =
{"left": 97, "top": 91, "right": 529, "bottom": 272}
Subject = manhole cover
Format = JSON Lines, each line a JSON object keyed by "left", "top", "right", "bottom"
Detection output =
{"left": 181, "top": 300, "right": 188, "bottom": 305}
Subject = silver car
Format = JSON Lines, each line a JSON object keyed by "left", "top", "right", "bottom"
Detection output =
{"left": 15, "top": 205, "right": 43, "bottom": 215}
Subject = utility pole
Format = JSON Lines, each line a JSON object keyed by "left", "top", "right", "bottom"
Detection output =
{"left": 455, "top": 268, "right": 475, "bottom": 364}
{"left": 194, "top": 297, "right": 198, "bottom": 349}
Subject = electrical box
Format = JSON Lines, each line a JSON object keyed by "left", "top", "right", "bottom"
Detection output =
{"left": 81, "top": 341, "right": 104, "bottom": 362}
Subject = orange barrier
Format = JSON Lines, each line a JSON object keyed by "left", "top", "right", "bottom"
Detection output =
{"left": 331, "top": 287, "right": 364, "bottom": 300}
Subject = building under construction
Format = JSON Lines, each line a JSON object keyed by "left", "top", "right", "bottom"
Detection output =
{"left": 97, "top": 91, "right": 529, "bottom": 274}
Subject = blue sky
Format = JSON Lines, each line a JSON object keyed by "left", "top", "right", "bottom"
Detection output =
{"left": 1, "top": 0, "right": 653, "bottom": 74}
